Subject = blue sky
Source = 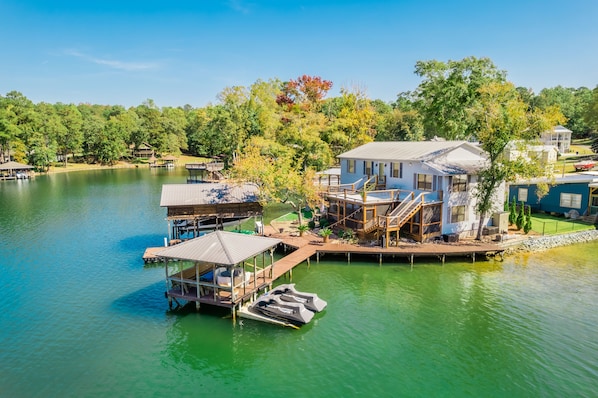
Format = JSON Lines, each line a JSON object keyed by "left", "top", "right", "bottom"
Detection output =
{"left": 1, "top": 0, "right": 597, "bottom": 107}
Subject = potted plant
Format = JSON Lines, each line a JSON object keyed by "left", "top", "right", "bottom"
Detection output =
{"left": 319, "top": 227, "right": 332, "bottom": 243}
{"left": 297, "top": 224, "right": 309, "bottom": 237}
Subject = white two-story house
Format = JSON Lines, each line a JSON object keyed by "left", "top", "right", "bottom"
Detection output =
{"left": 323, "top": 141, "right": 505, "bottom": 244}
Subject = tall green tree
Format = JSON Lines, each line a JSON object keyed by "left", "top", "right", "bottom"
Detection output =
{"left": 185, "top": 105, "right": 242, "bottom": 165}
{"left": 232, "top": 136, "right": 320, "bottom": 225}
{"left": 161, "top": 107, "right": 188, "bottom": 155}
{"left": 584, "top": 85, "right": 598, "bottom": 133}
{"left": 322, "top": 88, "right": 376, "bottom": 156}
{"left": 535, "top": 86, "right": 593, "bottom": 137}
{"left": 413, "top": 56, "right": 506, "bottom": 140}
{"left": 95, "top": 116, "right": 129, "bottom": 165}
{"left": 469, "top": 82, "right": 565, "bottom": 240}
{"left": 54, "top": 103, "right": 83, "bottom": 165}
{"left": 134, "top": 100, "right": 164, "bottom": 153}
{"left": 78, "top": 104, "right": 107, "bottom": 161}
{"left": 28, "top": 103, "right": 60, "bottom": 170}
{"left": 1, "top": 91, "right": 36, "bottom": 163}
{"left": 248, "top": 78, "right": 283, "bottom": 140}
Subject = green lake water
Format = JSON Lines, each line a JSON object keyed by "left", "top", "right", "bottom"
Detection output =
{"left": 1, "top": 168, "right": 597, "bottom": 397}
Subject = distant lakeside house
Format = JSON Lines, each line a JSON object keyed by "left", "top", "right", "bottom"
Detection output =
{"left": 504, "top": 141, "right": 559, "bottom": 166}
{"left": 321, "top": 141, "right": 506, "bottom": 244}
{"left": 540, "top": 125, "right": 572, "bottom": 154}
{"left": 509, "top": 172, "right": 598, "bottom": 219}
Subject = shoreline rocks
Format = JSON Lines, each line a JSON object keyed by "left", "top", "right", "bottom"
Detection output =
{"left": 502, "top": 229, "right": 598, "bottom": 255}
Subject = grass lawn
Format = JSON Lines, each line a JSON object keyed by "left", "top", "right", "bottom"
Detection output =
{"left": 529, "top": 213, "right": 595, "bottom": 235}
{"left": 274, "top": 208, "right": 314, "bottom": 222}
{"left": 47, "top": 154, "right": 209, "bottom": 174}
{"left": 226, "top": 203, "right": 297, "bottom": 233}
{"left": 569, "top": 145, "right": 594, "bottom": 155}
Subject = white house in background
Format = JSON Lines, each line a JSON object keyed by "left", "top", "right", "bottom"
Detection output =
{"left": 323, "top": 141, "right": 506, "bottom": 244}
{"left": 540, "top": 125, "right": 571, "bottom": 154}
{"left": 504, "top": 141, "right": 559, "bottom": 165}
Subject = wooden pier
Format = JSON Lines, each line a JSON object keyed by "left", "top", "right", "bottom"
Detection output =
{"left": 147, "top": 228, "right": 504, "bottom": 316}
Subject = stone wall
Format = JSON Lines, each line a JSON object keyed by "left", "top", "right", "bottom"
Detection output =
{"left": 503, "top": 229, "right": 598, "bottom": 254}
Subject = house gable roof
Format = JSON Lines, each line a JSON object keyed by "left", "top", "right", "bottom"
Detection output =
{"left": 337, "top": 141, "right": 476, "bottom": 162}
{"left": 424, "top": 144, "right": 488, "bottom": 174}
{"left": 337, "top": 141, "right": 487, "bottom": 175}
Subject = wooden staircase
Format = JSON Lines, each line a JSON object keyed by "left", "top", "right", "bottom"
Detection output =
{"left": 364, "top": 192, "right": 424, "bottom": 234}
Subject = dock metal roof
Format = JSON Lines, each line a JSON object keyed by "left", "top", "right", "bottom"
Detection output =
{"left": 160, "top": 183, "right": 260, "bottom": 207}
{"left": 156, "top": 231, "right": 281, "bottom": 265}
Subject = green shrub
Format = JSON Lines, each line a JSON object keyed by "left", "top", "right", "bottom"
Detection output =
{"left": 509, "top": 196, "right": 517, "bottom": 225}
{"left": 516, "top": 202, "right": 525, "bottom": 230}
{"left": 523, "top": 206, "right": 532, "bottom": 234}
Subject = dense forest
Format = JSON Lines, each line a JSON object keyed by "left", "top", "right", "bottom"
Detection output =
{"left": 1, "top": 56, "right": 598, "bottom": 171}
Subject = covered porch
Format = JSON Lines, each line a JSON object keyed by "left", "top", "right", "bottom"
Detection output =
{"left": 325, "top": 187, "right": 443, "bottom": 244}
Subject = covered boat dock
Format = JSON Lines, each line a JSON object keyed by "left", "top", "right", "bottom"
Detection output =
{"left": 157, "top": 231, "right": 281, "bottom": 318}
{"left": 160, "top": 182, "right": 263, "bottom": 241}
{"left": 0, "top": 161, "right": 34, "bottom": 180}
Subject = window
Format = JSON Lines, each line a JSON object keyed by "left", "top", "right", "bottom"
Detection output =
{"left": 560, "top": 193, "right": 582, "bottom": 209}
{"left": 417, "top": 174, "right": 433, "bottom": 191}
{"left": 391, "top": 162, "right": 402, "bottom": 178}
{"left": 347, "top": 159, "right": 355, "bottom": 173}
{"left": 364, "top": 161, "right": 373, "bottom": 175}
{"left": 450, "top": 205, "right": 467, "bottom": 223}
{"left": 518, "top": 188, "right": 528, "bottom": 202}
{"left": 452, "top": 175, "right": 468, "bottom": 192}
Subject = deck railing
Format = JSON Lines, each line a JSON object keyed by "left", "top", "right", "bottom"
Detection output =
{"left": 378, "top": 192, "right": 425, "bottom": 230}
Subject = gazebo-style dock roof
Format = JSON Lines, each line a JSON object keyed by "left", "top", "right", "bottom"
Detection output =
{"left": 158, "top": 231, "right": 281, "bottom": 315}
{"left": 0, "top": 161, "right": 34, "bottom": 180}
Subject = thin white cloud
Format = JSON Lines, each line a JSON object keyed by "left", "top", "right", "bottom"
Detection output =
{"left": 228, "top": 0, "right": 252, "bottom": 14}
{"left": 64, "top": 49, "right": 159, "bottom": 71}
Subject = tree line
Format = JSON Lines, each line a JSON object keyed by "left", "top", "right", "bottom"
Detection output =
{"left": 2, "top": 56, "right": 597, "bottom": 171}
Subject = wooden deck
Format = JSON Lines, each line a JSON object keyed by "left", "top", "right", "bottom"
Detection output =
{"left": 267, "top": 226, "right": 504, "bottom": 267}
{"left": 158, "top": 226, "right": 505, "bottom": 311}
{"left": 142, "top": 247, "right": 165, "bottom": 263}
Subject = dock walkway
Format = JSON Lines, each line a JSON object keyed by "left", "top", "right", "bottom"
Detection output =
{"left": 151, "top": 226, "right": 505, "bottom": 312}
{"left": 266, "top": 225, "right": 504, "bottom": 267}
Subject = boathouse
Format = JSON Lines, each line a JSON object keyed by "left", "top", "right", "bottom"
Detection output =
{"left": 185, "top": 160, "right": 225, "bottom": 183}
{"left": 322, "top": 141, "right": 505, "bottom": 244}
{"left": 157, "top": 231, "right": 281, "bottom": 313}
{"left": 0, "top": 161, "right": 35, "bottom": 180}
{"left": 160, "top": 182, "right": 263, "bottom": 242}
{"left": 131, "top": 142, "right": 155, "bottom": 159}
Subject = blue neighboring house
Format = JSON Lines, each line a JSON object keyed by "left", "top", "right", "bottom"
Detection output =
{"left": 509, "top": 172, "right": 598, "bottom": 218}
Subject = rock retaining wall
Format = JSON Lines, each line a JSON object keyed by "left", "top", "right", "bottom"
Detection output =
{"left": 503, "top": 229, "right": 598, "bottom": 254}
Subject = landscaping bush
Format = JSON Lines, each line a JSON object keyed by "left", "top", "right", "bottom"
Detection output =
{"left": 524, "top": 206, "right": 532, "bottom": 234}
{"left": 516, "top": 202, "right": 525, "bottom": 230}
